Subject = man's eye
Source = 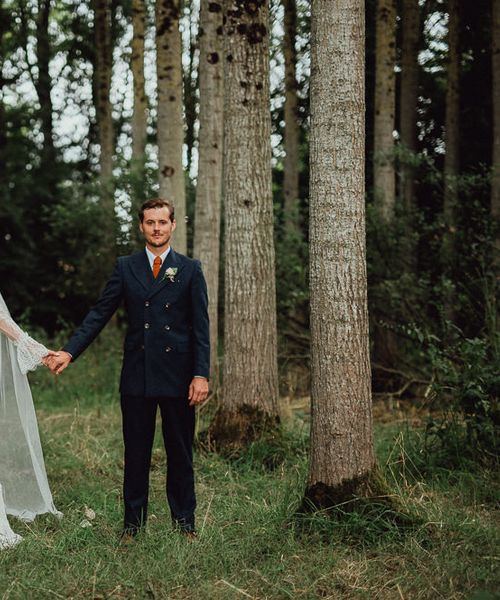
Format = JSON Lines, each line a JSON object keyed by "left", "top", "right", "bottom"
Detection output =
{"left": 159, "top": 221, "right": 168, "bottom": 225}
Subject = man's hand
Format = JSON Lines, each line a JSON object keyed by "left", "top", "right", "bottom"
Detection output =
{"left": 188, "top": 377, "right": 209, "bottom": 406}
{"left": 46, "top": 350, "right": 72, "bottom": 375}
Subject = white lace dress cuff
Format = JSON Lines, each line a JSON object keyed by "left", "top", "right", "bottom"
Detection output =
{"left": 16, "top": 332, "right": 48, "bottom": 375}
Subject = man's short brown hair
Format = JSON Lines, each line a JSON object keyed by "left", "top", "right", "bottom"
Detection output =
{"left": 138, "top": 198, "right": 175, "bottom": 222}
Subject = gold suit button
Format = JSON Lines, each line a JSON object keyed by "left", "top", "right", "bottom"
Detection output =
{"left": 165, "top": 325, "right": 170, "bottom": 331}
{"left": 145, "top": 301, "right": 150, "bottom": 307}
{"left": 165, "top": 303, "right": 170, "bottom": 309}
{"left": 165, "top": 346, "right": 172, "bottom": 352}
{"left": 144, "top": 323, "right": 150, "bottom": 329}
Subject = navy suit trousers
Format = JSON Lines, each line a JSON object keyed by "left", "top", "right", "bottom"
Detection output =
{"left": 120, "top": 394, "right": 196, "bottom": 533}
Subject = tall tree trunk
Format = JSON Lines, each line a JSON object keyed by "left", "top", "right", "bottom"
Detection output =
{"left": 442, "top": 1, "right": 460, "bottom": 270}
{"left": 210, "top": 0, "right": 279, "bottom": 450}
{"left": 35, "top": 0, "right": 55, "bottom": 176}
{"left": 305, "top": 0, "right": 374, "bottom": 507}
{"left": 156, "top": 0, "right": 187, "bottom": 254}
{"left": 283, "top": 0, "right": 300, "bottom": 233}
{"left": 183, "top": 1, "right": 197, "bottom": 175}
{"left": 373, "top": 0, "right": 396, "bottom": 222}
{"left": 399, "top": 0, "right": 420, "bottom": 213}
{"left": 0, "top": 0, "right": 7, "bottom": 190}
{"left": 193, "top": 0, "right": 224, "bottom": 384}
{"left": 94, "top": 0, "right": 114, "bottom": 213}
{"left": 131, "top": 0, "right": 147, "bottom": 168}
{"left": 492, "top": 0, "right": 500, "bottom": 268}
{"left": 130, "top": 0, "right": 148, "bottom": 241}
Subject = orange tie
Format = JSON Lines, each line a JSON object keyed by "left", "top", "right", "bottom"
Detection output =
{"left": 153, "top": 256, "right": 162, "bottom": 279}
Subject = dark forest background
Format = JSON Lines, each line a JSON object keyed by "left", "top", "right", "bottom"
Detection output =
{"left": 0, "top": 0, "right": 498, "bottom": 462}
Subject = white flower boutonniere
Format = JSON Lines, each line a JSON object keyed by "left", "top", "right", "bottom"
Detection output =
{"left": 162, "top": 267, "right": 178, "bottom": 283}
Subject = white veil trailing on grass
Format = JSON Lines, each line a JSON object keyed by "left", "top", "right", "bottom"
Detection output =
{"left": 0, "top": 292, "right": 61, "bottom": 549}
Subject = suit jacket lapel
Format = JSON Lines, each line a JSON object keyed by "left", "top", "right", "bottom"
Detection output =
{"left": 129, "top": 250, "right": 154, "bottom": 292}
{"left": 147, "top": 248, "right": 184, "bottom": 299}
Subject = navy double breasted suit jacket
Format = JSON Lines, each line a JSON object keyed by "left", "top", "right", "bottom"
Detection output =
{"left": 64, "top": 249, "right": 210, "bottom": 398}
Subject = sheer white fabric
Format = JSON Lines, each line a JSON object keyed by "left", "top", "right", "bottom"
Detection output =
{"left": 0, "top": 292, "right": 61, "bottom": 549}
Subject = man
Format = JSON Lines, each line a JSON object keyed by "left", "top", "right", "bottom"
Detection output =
{"left": 49, "top": 198, "right": 209, "bottom": 540}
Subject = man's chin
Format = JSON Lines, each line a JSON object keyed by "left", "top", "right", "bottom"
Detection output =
{"left": 148, "top": 239, "right": 169, "bottom": 248}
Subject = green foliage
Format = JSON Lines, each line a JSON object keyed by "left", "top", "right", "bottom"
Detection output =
{"left": 415, "top": 326, "right": 499, "bottom": 467}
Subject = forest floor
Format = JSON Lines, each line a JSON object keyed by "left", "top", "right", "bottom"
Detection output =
{"left": 0, "top": 333, "right": 498, "bottom": 600}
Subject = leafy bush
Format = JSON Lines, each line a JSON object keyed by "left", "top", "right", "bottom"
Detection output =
{"left": 412, "top": 324, "right": 499, "bottom": 467}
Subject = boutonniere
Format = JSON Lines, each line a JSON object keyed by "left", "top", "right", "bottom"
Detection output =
{"left": 162, "top": 267, "right": 178, "bottom": 283}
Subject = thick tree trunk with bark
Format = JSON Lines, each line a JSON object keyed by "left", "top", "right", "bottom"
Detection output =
{"left": 156, "top": 0, "right": 187, "bottom": 254}
{"left": 94, "top": 0, "right": 114, "bottom": 213}
{"left": 210, "top": 0, "right": 279, "bottom": 451}
{"left": 492, "top": 0, "right": 500, "bottom": 267}
{"left": 305, "top": 0, "right": 375, "bottom": 508}
{"left": 283, "top": 0, "right": 300, "bottom": 233}
{"left": 373, "top": 0, "right": 396, "bottom": 221}
{"left": 131, "top": 0, "right": 147, "bottom": 168}
{"left": 193, "top": 0, "right": 224, "bottom": 384}
{"left": 442, "top": 1, "right": 460, "bottom": 268}
{"left": 400, "top": 0, "right": 420, "bottom": 213}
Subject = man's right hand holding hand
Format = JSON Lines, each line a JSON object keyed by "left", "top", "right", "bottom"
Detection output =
{"left": 47, "top": 351, "right": 72, "bottom": 375}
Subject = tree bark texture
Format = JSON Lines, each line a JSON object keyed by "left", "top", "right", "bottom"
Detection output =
{"left": 156, "top": 0, "right": 187, "bottom": 254}
{"left": 131, "top": 0, "right": 148, "bottom": 167}
{"left": 373, "top": 0, "right": 396, "bottom": 221}
{"left": 221, "top": 0, "right": 279, "bottom": 419}
{"left": 94, "top": 0, "right": 114, "bottom": 211}
{"left": 399, "top": 0, "right": 420, "bottom": 213}
{"left": 492, "top": 0, "right": 500, "bottom": 266}
{"left": 307, "top": 0, "right": 374, "bottom": 502}
{"left": 442, "top": 0, "right": 460, "bottom": 265}
{"left": 283, "top": 0, "right": 300, "bottom": 233}
{"left": 193, "top": 0, "right": 224, "bottom": 383}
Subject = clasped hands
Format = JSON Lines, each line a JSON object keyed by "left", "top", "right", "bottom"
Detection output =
{"left": 43, "top": 350, "right": 72, "bottom": 375}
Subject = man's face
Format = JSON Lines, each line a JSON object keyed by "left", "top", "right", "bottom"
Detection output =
{"left": 139, "top": 207, "right": 176, "bottom": 250}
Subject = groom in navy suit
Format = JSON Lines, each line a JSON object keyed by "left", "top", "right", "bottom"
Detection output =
{"left": 50, "top": 198, "right": 210, "bottom": 539}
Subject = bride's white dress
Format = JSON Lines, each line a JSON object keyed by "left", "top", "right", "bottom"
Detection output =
{"left": 0, "top": 292, "right": 61, "bottom": 549}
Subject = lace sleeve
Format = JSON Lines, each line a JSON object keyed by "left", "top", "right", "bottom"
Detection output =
{"left": 0, "top": 314, "right": 48, "bottom": 375}
{"left": 15, "top": 331, "right": 49, "bottom": 374}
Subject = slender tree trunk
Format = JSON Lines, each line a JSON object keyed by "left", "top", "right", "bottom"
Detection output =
{"left": 183, "top": 1, "right": 198, "bottom": 175}
{"left": 210, "top": 0, "right": 279, "bottom": 450}
{"left": 0, "top": 0, "right": 7, "bottom": 190}
{"left": 442, "top": 1, "right": 460, "bottom": 269}
{"left": 373, "top": 0, "right": 396, "bottom": 221}
{"left": 35, "top": 0, "right": 55, "bottom": 174}
{"left": 305, "top": 0, "right": 374, "bottom": 507}
{"left": 131, "top": 0, "right": 147, "bottom": 168}
{"left": 399, "top": 0, "right": 420, "bottom": 213}
{"left": 156, "top": 0, "right": 187, "bottom": 254}
{"left": 492, "top": 0, "right": 500, "bottom": 267}
{"left": 130, "top": 0, "right": 148, "bottom": 240}
{"left": 283, "top": 0, "right": 300, "bottom": 233}
{"left": 94, "top": 0, "right": 114, "bottom": 213}
{"left": 193, "top": 0, "right": 224, "bottom": 384}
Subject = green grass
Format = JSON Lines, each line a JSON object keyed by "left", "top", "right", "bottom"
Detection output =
{"left": 1, "top": 332, "right": 498, "bottom": 599}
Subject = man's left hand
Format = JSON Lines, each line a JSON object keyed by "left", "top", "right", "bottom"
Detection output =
{"left": 188, "top": 377, "right": 209, "bottom": 406}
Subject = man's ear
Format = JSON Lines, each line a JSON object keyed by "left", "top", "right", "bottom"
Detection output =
{"left": 139, "top": 221, "right": 144, "bottom": 234}
{"left": 171, "top": 219, "right": 177, "bottom": 232}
